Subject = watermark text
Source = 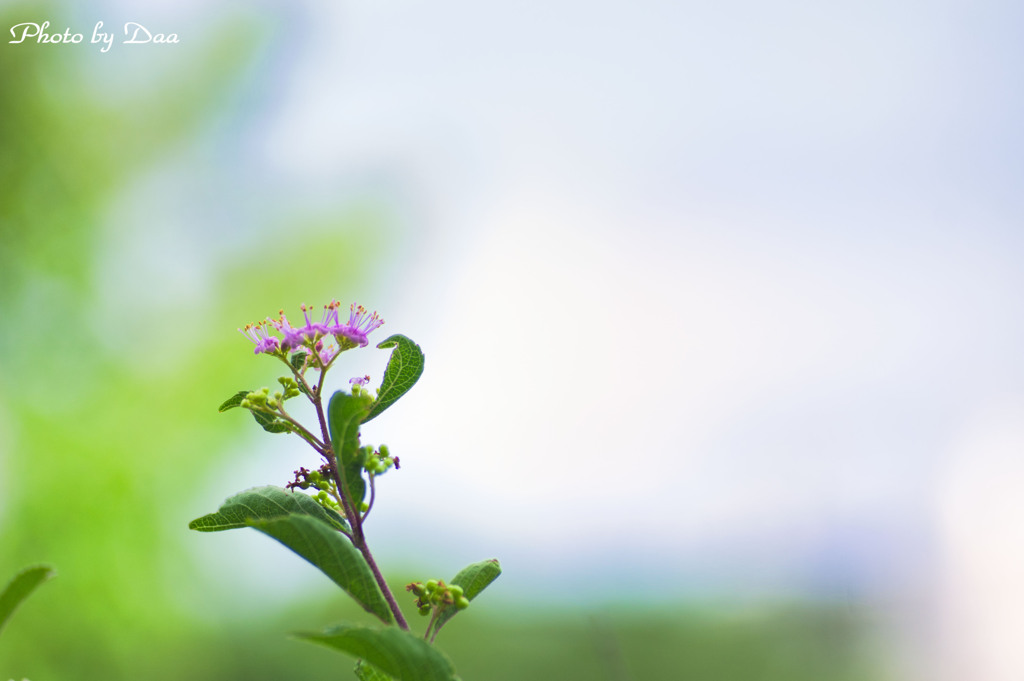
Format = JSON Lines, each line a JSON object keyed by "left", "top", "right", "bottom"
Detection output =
{"left": 9, "top": 21, "right": 179, "bottom": 53}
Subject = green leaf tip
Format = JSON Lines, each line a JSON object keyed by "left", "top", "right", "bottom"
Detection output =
{"left": 296, "top": 624, "right": 458, "bottom": 681}
{"left": 364, "top": 334, "right": 425, "bottom": 423}
{"left": 0, "top": 565, "right": 56, "bottom": 636}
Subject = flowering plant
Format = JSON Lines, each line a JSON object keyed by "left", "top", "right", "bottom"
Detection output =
{"left": 190, "top": 301, "right": 500, "bottom": 680}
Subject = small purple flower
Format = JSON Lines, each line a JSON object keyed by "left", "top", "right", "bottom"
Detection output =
{"left": 333, "top": 304, "right": 384, "bottom": 348}
{"left": 239, "top": 322, "right": 280, "bottom": 355}
{"left": 349, "top": 375, "right": 371, "bottom": 386}
{"left": 269, "top": 310, "right": 305, "bottom": 351}
{"left": 318, "top": 344, "right": 338, "bottom": 365}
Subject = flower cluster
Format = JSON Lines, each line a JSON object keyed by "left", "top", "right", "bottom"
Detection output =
{"left": 238, "top": 301, "right": 384, "bottom": 361}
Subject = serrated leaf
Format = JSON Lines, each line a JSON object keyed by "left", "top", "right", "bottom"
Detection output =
{"left": 297, "top": 624, "right": 457, "bottom": 681}
{"left": 219, "top": 390, "right": 250, "bottom": 412}
{"left": 188, "top": 485, "right": 348, "bottom": 533}
{"left": 431, "top": 559, "right": 502, "bottom": 637}
{"left": 252, "top": 515, "right": 393, "bottom": 624}
{"left": 364, "top": 335, "right": 424, "bottom": 423}
{"left": 355, "top": 660, "right": 395, "bottom": 681}
{"left": 327, "top": 391, "right": 372, "bottom": 505}
{"left": 251, "top": 409, "right": 292, "bottom": 434}
{"left": 0, "top": 565, "right": 55, "bottom": 636}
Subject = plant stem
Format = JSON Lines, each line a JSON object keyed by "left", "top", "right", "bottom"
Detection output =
{"left": 358, "top": 540, "right": 410, "bottom": 630}
{"left": 312, "top": 385, "right": 409, "bottom": 630}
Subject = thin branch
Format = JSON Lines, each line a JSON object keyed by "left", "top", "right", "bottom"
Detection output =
{"left": 309, "top": 366, "right": 410, "bottom": 631}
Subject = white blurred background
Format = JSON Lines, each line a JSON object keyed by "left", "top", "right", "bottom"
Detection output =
{"left": 84, "top": 0, "right": 1024, "bottom": 678}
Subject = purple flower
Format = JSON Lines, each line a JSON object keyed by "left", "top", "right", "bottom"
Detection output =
{"left": 349, "top": 375, "right": 371, "bottom": 386}
{"left": 269, "top": 310, "right": 305, "bottom": 351}
{"left": 333, "top": 304, "right": 384, "bottom": 348}
{"left": 317, "top": 341, "right": 338, "bottom": 365}
{"left": 239, "top": 322, "right": 280, "bottom": 355}
{"left": 272, "top": 301, "right": 346, "bottom": 351}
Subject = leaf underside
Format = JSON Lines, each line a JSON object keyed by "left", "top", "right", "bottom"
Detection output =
{"left": 252, "top": 514, "right": 392, "bottom": 623}
{"left": 188, "top": 487, "right": 392, "bottom": 623}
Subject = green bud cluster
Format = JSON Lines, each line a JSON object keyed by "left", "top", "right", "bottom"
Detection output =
{"left": 405, "top": 580, "right": 470, "bottom": 616}
{"left": 363, "top": 444, "right": 398, "bottom": 475}
{"left": 276, "top": 376, "right": 301, "bottom": 400}
{"left": 239, "top": 387, "right": 272, "bottom": 410}
{"left": 314, "top": 489, "right": 340, "bottom": 511}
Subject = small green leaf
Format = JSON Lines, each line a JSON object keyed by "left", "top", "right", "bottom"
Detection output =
{"left": 289, "top": 352, "right": 308, "bottom": 372}
{"left": 251, "top": 409, "right": 292, "bottom": 434}
{"left": 188, "top": 485, "right": 347, "bottom": 533}
{"left": 297, "top": 624, "right": 458, "bottom": 681}
{"left": 430, "top": 559, "right": 501, "bottom": 637}
{"left": 0, "top": 565, "right": 55, "bottom": 636}
{"left": 355, "top": 660, "right": 395, "bottom": 681}
{"left": 252, "top": 515, "right": 393, "bottom": 624}
{"left": 364, "top": 335, "right": 424, "bottom": 423}
{"left": 219, "top": 390, "right": 250, "bottom": 412}
{"left": 328, "top": 391, "right": 372, "bottom": 505}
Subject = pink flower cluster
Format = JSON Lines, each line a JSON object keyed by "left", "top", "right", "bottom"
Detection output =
{"left": 238, "top": 301, "right": 384, "bottom": 356}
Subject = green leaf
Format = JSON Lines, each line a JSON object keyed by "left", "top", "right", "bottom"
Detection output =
{"left": 189, "top": 487, "right": 389, "bottom": 623}
{"left": 297, "top": 624, "right": 458, "bottom": 681}
{"left": 219, "top": 390, "right": 250, "bottom": 412}
{"left": 251, "top": 515, "right": 393, "bottom": 624}
{"left": 355, "top": 660, "right": 395, "bottom": 681}
{"left": 430, "top": 559, "right": 502, "bottom": 637}
{"left": 289, "top": 352, "right": 308, "bottom": 372}
{"left": 327, "top": 391, "right": 372, "bottom": 505}
{"left": 0, "top": 565, "right": 55, "bottom": 636}
{"left": 364, "top": 335, "right": 425, "bottom": 423}
{"left": 251, "top": 408, "right": 292, "bottom": 434}
{"left": 188, "top": 485, "right": 348, "bottom": 533}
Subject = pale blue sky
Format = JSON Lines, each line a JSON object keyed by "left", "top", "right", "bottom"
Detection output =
{"left": 73, "top": 3, "right": 1024, "bottom": 672}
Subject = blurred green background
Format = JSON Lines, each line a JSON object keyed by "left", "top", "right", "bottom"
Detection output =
{"left": 0, "top": 2, "right": 916, "bottom": 679}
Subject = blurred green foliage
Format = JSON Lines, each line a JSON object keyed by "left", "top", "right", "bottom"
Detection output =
{"left": 0, "top": 4, "right": 888, "bottom": 680}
